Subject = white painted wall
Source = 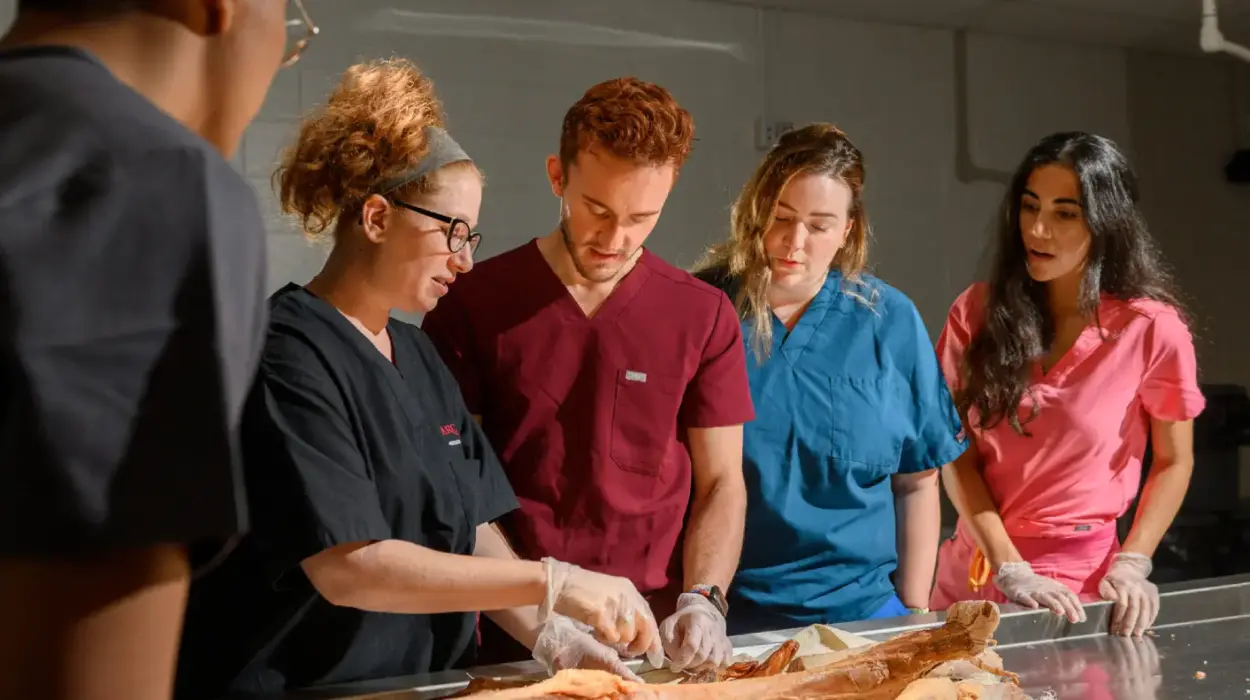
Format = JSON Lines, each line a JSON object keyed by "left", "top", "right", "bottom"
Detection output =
{"left": 1129, "top": 53, "right": 1250, "bottom": 391}
{"left": 1, "top": 0, "right": 1246, "bottom": 385}
{"left": 240, "top": 0, "right": 1141, "bottom": 334}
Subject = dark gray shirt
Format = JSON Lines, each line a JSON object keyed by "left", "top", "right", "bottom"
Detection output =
{"left": 177, "top": 286, "right": 519, "bottom": 698}
{"left": 0, "top": 46, "right": 267, "bottom": 555}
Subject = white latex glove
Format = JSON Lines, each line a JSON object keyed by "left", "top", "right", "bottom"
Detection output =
{"left": 533, "top": 615, "right": 643, "bottom": 681}
{"left": 1098, "top": 553, "right": 1158, "bottom": 637}
{"left": 658, "top": 593, "right": 733, "bottom": 672}
{"left": 993, "top": 561, "right": 1086, "bottom": 623}
{"left": 539, "top": 557, "right": 663, "bottom": 669}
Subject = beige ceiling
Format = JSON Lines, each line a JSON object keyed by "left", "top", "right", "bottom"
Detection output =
{"left": 706, "top": 0, "right": 1250, "bottom": 54}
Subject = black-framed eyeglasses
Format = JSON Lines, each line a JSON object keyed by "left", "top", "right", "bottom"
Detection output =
{"left": 392, "top": 199, "right": 482, "bottom": 254}
{"left": 283, "top": 0, "right": 319, "bottom": 68}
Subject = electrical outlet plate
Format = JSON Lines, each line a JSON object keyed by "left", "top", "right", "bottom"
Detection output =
{"left": 755, "top": 119, "right": 795, "bottom": 150}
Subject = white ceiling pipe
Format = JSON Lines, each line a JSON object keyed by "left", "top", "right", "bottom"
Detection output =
{"left": 1201, "top": 0, "right": 1250, "bottom": 63}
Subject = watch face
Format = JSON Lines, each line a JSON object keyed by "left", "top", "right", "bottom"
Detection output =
{"left": 700, "top": 582, "right": 730, "bottom": 615}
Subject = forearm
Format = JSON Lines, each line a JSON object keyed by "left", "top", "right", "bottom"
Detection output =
{"left": 0, "top": 545, "right": 190, "bottom": 700}
{"left": 893, "top": 472, "right": 941, "bottom": 609}
{"left": 682, "top": 478, "right": 746, "bottom": 591}
{"left": 303, "top": 539, "right": 545, "bottom": 615}
{"left": 941, "top": 450, "right": 1022, "bottom": 570}
{"left": 474, "top": 523, "right": 543, "bottom": 650}
{"left": 1122, "top": 458, "right": 1194, "bottom": 558}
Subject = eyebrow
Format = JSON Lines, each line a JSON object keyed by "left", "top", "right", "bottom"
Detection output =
{"left": 777, "top": 200, "right": 840, "bottom": 218}
{"left": 1022, "top": 188, "right": 1081, "bottom": 207}
{"left": 583, "top": 194, "right": 659, "bottom": 219}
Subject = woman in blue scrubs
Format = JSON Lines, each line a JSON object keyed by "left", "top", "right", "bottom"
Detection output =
{"left": 693, "top": 123, "right": 967, "bottom": 634}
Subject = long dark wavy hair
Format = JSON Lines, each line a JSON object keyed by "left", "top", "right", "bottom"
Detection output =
{"left": 959, "top": 131, "right": 1186, "bottom": 435}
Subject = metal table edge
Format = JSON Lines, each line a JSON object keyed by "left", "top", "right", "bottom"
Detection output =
{"left": 280, "top": 573, "right": 1250, "bottom": 699}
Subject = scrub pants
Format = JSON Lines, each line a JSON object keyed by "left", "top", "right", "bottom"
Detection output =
{"left": 930, "top": 521, "right": 1119, "bottom": 610}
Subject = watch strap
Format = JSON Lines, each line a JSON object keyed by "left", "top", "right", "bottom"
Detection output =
{"left": 688, "top": 584, "right": 729, "bottom": 617}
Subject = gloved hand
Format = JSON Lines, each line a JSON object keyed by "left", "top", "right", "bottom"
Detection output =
{"left": 539, "top": 557, "right": 663, "bottom": 669}
{"left": 994, "top": 561, "right": 1086, "bottom": 623}
{"left": 659, "top": 593, "right": 733, "bottom": 672}
{"left": 533, "top": 614, "right": 642, "bottom": 681}
{"left": 1098, "top": 553, "right": 1158, "bottom": 637}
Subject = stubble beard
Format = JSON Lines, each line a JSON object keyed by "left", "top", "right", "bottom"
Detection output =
{"left": 559, "top": 216, "right": 634, "bottom": 284}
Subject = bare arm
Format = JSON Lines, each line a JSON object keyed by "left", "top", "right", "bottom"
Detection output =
{"left": 475, "top": 523, "right": 544, "bottom": 650}
{"left": 682, "top": 425, "right": 747, "bottom": 591}
{"left": 892, "top": 469, "right": 941, "bottom": 609}
{"left": 940, "top": 439, "right": 1024, "bottom": 570}
{"left": 0, "top": 546, "right": 190, "bottom": 700}
{"left": 1122, "top": 419, "right": 1195, "bottom": 557}
{"left": 301, "top": 539, "right": 545, "bottom": 615}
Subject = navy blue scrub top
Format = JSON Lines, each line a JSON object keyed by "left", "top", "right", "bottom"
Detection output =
{"left": 700, "top": 270, "right": 966, "bottom": 633}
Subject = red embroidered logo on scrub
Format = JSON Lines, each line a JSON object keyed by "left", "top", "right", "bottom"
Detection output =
{"left": 440, "top": 424, "right": 460, "bottom": 437}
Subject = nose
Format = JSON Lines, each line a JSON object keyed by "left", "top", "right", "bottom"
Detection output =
{"left": 595, "top": 222, "right": 627, "bottom": 253}
{"left": 450, "top": 244, "right": 474, "bottom": 274}
{"left": 1027, "top": 213, "right": 1050, "bottom": 240}
{"left": 783, "top": 221, "right": 809, "bottom": 253}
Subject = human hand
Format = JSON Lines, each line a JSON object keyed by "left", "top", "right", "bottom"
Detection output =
{"left": 1103, "top": 633, "right": 1162, "bottom": 699}
{"left": 540, "top": 558, "right": 663, "bottom": 669}
{"left": 533, "top": 615, "right": 642, "bottom": 681}
{"left": 658, "top": 593, "right": 733, "bottom": 672}
{"left": 1098, "top": 553, "right": 1158, "bottom": 637}
{"left": 994, "top": 561, "right": 1086, "bottom": 623}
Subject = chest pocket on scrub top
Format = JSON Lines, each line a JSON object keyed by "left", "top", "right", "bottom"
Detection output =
{"left": 423, "top": 455, "right": 482, "bottom": 554}
{"left": 610, "top": 369, "right": 683, "bottom": 476}
{"left": 827, "top": 375, "right": 902, "bottom": 478}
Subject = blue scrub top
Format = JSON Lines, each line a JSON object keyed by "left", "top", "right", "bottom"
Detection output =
{"left": 719, "top": 271, "right": 966, "bottom": 632}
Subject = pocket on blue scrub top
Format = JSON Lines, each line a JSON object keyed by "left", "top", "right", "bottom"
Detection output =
{"left": 827, "top": 376, "right": 902, "bottom": 475}
{"left": 609, "top": 369, "right": 683, "bottom": 476}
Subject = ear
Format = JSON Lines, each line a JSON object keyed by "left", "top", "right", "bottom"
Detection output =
{"left": 545, "top": 155, "right": 566, "bottom": 198}
{"left": 360, "top": 194, "right": 391, "bottom": 244}
{"left": 202, "top": 0, "right": 237, "bottom": 36}
{"left": 162, "top": 0, "right": 234, "bottom": 36}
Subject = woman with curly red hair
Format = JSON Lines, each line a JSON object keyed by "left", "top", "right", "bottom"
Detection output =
{"left": 423, "top": 77, "right": 754, "bottom": 675}
{"left": 174, "top": 59, "right": 662, "bottom": 699}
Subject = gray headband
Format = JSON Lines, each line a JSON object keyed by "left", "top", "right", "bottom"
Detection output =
{"left": 374, "top": 126, "right": 472, "bottom": 195}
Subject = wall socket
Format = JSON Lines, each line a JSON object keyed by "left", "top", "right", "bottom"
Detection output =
{"left": 755, "top": 119, "right": 795, "bottom": 150}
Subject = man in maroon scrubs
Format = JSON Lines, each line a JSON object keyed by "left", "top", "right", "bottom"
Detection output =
{"left": 422, "top": 77, "right": 753, "bottom": 673}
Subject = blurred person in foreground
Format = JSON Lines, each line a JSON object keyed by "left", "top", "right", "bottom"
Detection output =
{"left": 0, "top": 0, "right": 300, "bottom": 699}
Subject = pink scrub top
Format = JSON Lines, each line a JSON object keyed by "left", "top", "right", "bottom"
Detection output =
{"left": 930, "top": 283, "right": 1205, "bottom": 608}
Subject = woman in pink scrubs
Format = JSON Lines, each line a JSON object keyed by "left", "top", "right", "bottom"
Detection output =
{"left": 930, "top": 132, "right": 1204, "bottom": 638}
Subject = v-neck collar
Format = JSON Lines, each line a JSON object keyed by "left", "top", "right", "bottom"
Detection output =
{"left": 284, "top": 283, "right": 405, "bottom": 375}
{"left": 285, "top": 284, "right": 436, "bottom": 431}
{"left": 771, "top": 273, "right": 839, "bottom": 366}
{"left": 527, "top": 239, "right": 652, "bottom": 324}
{"left": 1030, "top": 295, "right": 1125, "bottom": 386}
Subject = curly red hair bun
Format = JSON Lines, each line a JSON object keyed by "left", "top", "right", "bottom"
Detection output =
{"left": 275, "top": 58, "right": 449, "bottom": 236}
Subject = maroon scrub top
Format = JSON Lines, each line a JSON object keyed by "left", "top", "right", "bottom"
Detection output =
{"left": 422, "top": 240, "right": 755, "bottom": 598}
